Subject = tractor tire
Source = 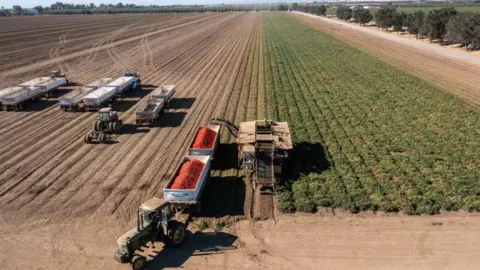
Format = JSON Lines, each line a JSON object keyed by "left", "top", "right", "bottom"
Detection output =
{"left": 84, "top": 133, "right": 91, "bottom": 144}
{"left": 113, "top": 122, "right": 121, "bottom": 133}
{"left": 93, "top": 121, "right": 99, "bottom": 131}
{"left": 99, "top": 133, "right": 106, "bottom": 143}
{"left": 131, "top": 255, "right": 147, "bottom": 270}
{"left": 96, "top": 121, "right": 102, "bottom": 132}
{"left": 108, "top": 122, "right": 113, "bottom": 133}
{"left": 164, "top": 221, "right": 186, "bottom": 248}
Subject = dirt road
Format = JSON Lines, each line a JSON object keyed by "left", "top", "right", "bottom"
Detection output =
{"left": 2, "top": 211, "right": 479, "bottom": 269}
{"left": 290, "top": 12, "right": 480, "bottom": 105}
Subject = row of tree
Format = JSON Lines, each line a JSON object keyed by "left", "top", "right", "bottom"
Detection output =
{"left": 375, "top": 7, "right": 480, "bottom": 50}
{"left": 294, "top": 3, "right": 480, "bottom": 50}
{"left": 0, "top": 3, "right": 289, "bottom": 16}
{"left": 292, "top": 3, "right": 326, "bottom": 16}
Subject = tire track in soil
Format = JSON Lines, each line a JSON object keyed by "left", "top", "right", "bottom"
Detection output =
{"left": 92, "top": 13, "right": 254, "bottom": 219}
{"left": 0, "top": 14, "right": 233, "bottom": 165}
{"left": 0, "top": 13, "right": 237, "bottom": 204}
{"left": 0, "top": 13, "right": 226, "bottom": 79}
{"left": 1, "top": 13, "right": 244, "bottom": 217}
{"left": 0, "top": 14, "right": 208, "bottom": 74}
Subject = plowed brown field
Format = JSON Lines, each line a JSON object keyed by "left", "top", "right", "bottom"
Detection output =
{"left": 2, "top": 12, "right": 480, "bottom": 270}
{"left": 0, "top": 12, "right": 268, "bottom": 269}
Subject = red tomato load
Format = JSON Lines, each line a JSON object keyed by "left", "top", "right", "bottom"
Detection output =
{"left": 192, "top": 127, "right": 217, "bottom": 149}
{"left": 171, "top": 160, "right": 205, "bottom": 189}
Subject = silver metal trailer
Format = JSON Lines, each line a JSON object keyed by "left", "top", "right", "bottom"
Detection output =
{"left": 105, "top": 76, "right": 135, "bottom": 98}
{"left": 163, "top": 155, "right": 211, "bottom": 210}
{"left": 59, "top": 78, "right": 113, "bottom": 111}
{"left": 33, "top": 77, "right": 68, "bottom": 98}
{"left": 17, "top": 77, "right": 52, "bottom": 88}
{"left": 187, "top": 125, "right": 220, "bottom": 156}
{"left": 0, "top": 87, "right": 25, "bottom": 109}
{"left": 85, "top": 78, "right": 114, "bottom": 88}
{"left": 151, "top": 85, "right": 175, "bottom": 107}
{"left": 83, "top": 86, "right": 117, "bottom": 111}
{"left": 135, "top": 98, "right": 165, "bottom": 127}
{"left": 1, "top": 87, "right": 43, "bottom": 111}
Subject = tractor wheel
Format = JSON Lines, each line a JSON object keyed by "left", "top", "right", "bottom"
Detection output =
{"left": 113, "top": 122, "right": 121, "bottom": 133}
{"left": 164, "top": 221, "right": 186, "bottom": 248}
{"left": 99, "top": 133, "right": 106, "bottom": 143}
{"left": 108, "top": 122, "right": 113, "bottom": 133}
{"left": 93, "top": 121, "right": 99, "bottom": 131}
{"left": 131, "top": 255, "right": 147, "bottom": 270}
{"left": 84, "top": 133, "right": 91, "bottom": 144}
{"left": 96, "top": 121, "right": 102, "bottom": 132}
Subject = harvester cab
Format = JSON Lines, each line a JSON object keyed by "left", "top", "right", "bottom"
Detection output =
{"left": 114, "top": 198, "right": 186, "bottom": 270}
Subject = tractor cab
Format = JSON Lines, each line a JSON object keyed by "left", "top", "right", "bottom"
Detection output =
{"left": 138, "top": 197, "right": 173, "bottom": 228}
{"left": 114, "top": 198, "right": 185, "bottom": 269}
{"left": 98, "top": 108, "right": 118, "bottom": 122}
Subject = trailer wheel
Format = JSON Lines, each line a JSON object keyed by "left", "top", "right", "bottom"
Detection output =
{"left": 131, "top": 255, "right": 146, "bottom": 270}
{"left": 164, "top": 221, "right": 186, "bottom": 248}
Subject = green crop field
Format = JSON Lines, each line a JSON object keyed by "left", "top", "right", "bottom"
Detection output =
{"left": 263, "top": 13, "right": 480, "bottom": 214}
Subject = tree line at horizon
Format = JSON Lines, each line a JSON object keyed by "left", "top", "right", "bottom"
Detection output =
{"left": 0, "top": 2, "right": 289, "bottom": 16}
{"left": 293, "top": 3, "right": 480, "bottom": 51}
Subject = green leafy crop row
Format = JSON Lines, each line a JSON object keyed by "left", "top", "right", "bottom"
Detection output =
{"left": 263, "top": 12, "right": 480, "bottom": 214}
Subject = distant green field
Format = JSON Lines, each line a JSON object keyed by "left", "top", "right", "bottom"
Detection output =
{"left": 327, "top": 4, "right": 480, "bottom": 16}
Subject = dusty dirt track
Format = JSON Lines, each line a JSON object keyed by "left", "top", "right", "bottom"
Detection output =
{"left": 290, "top": 12, "right": 480, "bottom": 105}
{"left": 1, "top": 12, "right": 480, "bottom": 270}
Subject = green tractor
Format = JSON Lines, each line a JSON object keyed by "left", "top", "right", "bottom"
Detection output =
{"left": 84, "top": 108, "right": 122, "bottom": 144}
{"left": 114, "top": 198, "right": 187, "bottom": 270}
{"left": 93, "top": 107, "right": 122, "bottom": 134}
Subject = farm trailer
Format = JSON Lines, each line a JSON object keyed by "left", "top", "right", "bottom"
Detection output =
{"left": 134, "top": 84, "right": 176, "bottom": 127}
{"left": 187, "top": 125, "right": 220, "bottom": 156}
{"left": 135, "top": 98, "right": 165, "bottom": 127}
{"left": 1, "top": 70, "right": 68, "bottom": 111}
{"left": 150, "top": 85, "right": 175, "bottom": 107}
{"left": 83, "top": 73, "right": 141, "bottom": 111}
{"left": 59, "top": 78, "right": 113, "bottom": 111}
{"left": 163, "top": 155, "right": 212, "bottom": 213}
{"left": 0, "top": 86, "right": 24, "bottom": 110}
